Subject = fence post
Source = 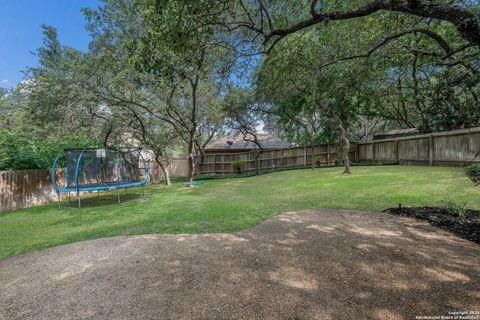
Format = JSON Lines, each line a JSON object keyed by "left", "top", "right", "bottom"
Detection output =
{"left": 395, "top": 139, "right": 399, "bottom": 164}
{"left": 257, "top": 150, "right": 261, "bottom": 173}
{"left": 280, "top": 149, "right": 283, "bottom": 168}
{"left": 429, "top": 135, "right": 434, "bottom": 166}
{"left": 303, "top": 146, "right": 307, "bottom": 166}
{"left": 326, "top": 144, "right": 330, "bottom": 165}
{"left": 213, "top": 154, "right": 216, "bottom": 174}
{"left": 372, "top": 142, "right": 376, "bottom": 163}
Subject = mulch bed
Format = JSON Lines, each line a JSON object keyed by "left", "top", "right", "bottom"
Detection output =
{"left": 383, "top": 207, "right": 480, "bottom": 245}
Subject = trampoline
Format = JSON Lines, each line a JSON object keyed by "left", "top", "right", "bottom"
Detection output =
{"left": 51, "top": 148, "right": 150, "bottom": 208}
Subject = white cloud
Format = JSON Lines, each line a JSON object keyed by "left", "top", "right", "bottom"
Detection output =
{"left": 1, "top": 79, "right": 11, "bottom": 86}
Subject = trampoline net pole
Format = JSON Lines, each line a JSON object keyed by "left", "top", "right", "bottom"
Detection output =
{"left": 74, "top": 150, "right": 84, "bottom": 209}
{"left": 116, "top": 158, "right": 120, "bottom": 204}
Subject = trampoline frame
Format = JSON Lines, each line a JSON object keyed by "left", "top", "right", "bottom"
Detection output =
{"left": 52, "top": 148, "right": 150, "bottom": 208}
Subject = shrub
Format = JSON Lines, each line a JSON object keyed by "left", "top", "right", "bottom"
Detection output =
{"left": 465, "top": 163, "right": 480, "bottom": 185}
{"left": 441, "top": 200, "right": 468, "bottom": 220}
{"left": 232, "top": 159, "right": 246, "bottom": 173}
{"left": 0, "top": 129, "right": 99, "bottom": 171}
{"left": 11, "top": 151, "right": 49, "bottom": 170}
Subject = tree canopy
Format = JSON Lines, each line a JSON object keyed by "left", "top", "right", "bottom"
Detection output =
{"left": 2, "top": 0, "right": 480, "bottom": 176}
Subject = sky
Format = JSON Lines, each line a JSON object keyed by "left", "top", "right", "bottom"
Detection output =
{"left": 0, "top": 0, "right": 101, "bottom": 88}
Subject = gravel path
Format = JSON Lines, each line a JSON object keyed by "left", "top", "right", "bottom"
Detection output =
{"left": 1, "top": 209, "right": 479, "bottom": 320}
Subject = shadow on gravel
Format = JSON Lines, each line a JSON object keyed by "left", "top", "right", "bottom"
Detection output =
{"left": 1, "top": 209, "right": 479, "bottom": 320}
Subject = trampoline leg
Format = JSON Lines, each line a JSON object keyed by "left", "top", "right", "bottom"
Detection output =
{"left": 143, "top": 184, "right": 146, "bottom": 199}
{"left": 68, "top": 192, "right": 71, "bottom": 204}
{"left": 77, "top": 193, "right": 81, "bottom": 208}
{"left": 125, "top": 187, "right": 128, "bottom": 195}
{"left": 57, "top": 192, "right": 61, "bottom": 209}
{"left": 117, "top": 188, "right": 121, "bottom": 204}
{"left": 97, "top": 190, "right": 100, "bottom": 198}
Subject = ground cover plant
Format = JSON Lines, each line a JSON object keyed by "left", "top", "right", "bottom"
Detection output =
{"left": 465, "top": 163, "right": 480, "bottom": 184}
{"left": 1, "top": 166, "right": 479, "bottom": 260}
{"left": 384, "top": 205, "right": 480, "bottom": 244}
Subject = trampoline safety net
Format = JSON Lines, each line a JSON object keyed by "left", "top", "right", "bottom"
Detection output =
{"left": 65, "top": 148, "right": 142, "bottom": 189}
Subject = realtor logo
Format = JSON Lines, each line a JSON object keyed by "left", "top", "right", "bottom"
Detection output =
{"left": 96, "top": 149, "right": 106, "bottom": 158}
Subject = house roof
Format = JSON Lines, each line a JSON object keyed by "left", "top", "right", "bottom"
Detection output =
{"left": 206, "top": 134, "right": 291, "bottom": 151}
{"left": 373, "top": 128, "right": 419, "bottom": 140}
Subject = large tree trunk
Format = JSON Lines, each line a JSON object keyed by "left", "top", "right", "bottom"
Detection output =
{"left": 187, "top": 138, "right": 195, "bottom": 183}
{"left": 337, "top": 119, "right": 351, "bottom": 174}
{"left": 158, "top": 161, "right": 171, "bottom": 186}
{"left": 411, "top": 52, "right": 430, "bottom": 133}
{"left": 155, "top": 155, "right": 171, "bottom": 186}
{"left": 186, "top": 75, "right": 199, "bottom": 184}
{"left": 196, "top": 147, "right": 205, "bottom": 177}
{"left": 341, "top": 136, "right": 351, "bottom": 175}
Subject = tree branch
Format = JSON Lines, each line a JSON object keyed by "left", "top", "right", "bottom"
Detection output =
{"left": 257, "top": 0, "right": 480, "bottom": 51}
{"left": 316, "top": 28, "right": 455, "bottom": 69}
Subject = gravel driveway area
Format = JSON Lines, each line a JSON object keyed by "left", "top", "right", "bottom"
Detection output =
{"left": 1, "top": 209, "right": 479, "bottom": 320}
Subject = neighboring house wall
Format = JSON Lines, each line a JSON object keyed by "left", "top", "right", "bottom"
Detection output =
{"left": 206, "top": 134, "right": 291, "bottom": 154}
{"left": 169, "top": 159, "right": 189, "bottom": 177}
{"left": 124, "top": 158, "right": 190, "bottom": 183}
{"left": 373, "top": 128, "right": 419, "bottom": 140}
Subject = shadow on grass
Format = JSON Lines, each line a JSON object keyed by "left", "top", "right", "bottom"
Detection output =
{"left": 170, "top": 162, "right": 399, "bottom": 183}
{"left": 59, "top": 191, "right": 145, "bottom": 209}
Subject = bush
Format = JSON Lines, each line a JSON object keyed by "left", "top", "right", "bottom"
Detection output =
{"left": 232, "top": 159, "right": 246, "bottom": 173}
{"left": 0, "top": 130, "right": 16, "bottom": 170}
{"left": 0, "top": 129, "right": 99, "bottom": 171}
{"left": 11, "top": 151, "right": 49, "bottom": 170}
{"left": 441, "top": 200, "right": 468, "bottom": 220}
{"left": 465, "top": 163, "right": 480, "bottom": 185}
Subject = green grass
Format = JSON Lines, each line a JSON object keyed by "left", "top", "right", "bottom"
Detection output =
{"left": 0, "top": 166, "right": 478, "bottom": 260}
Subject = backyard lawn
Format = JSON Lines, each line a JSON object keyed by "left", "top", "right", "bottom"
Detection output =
{"left": 0, "top": 165, "right": 478, "bottom": 260}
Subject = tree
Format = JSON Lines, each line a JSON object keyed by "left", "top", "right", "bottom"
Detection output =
{"left": 357, "top": 24, "right": 480, "bottom": 133}
{"left": 83, "top": 0, "right": 229, "bottom": 183}
{"left": 223, "top": 87, "right": 265, "bottom": 174}
{"left": 254, "top": 23, "right": 376, "bottom": 174}
{"left": 112, "top": 112, "right": 180, "bottom": 186}
{"left": 223, "top": 1, "right": 480, "bottom": 54}
{"left": 255, "top": 45, "right": 335, "bottom": 168}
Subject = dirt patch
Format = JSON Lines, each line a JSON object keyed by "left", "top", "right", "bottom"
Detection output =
{"left": 384, "top": 207, "right": 480, "bottom": 244}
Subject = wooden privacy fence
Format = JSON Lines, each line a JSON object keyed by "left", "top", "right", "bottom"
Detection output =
{"left": 198, "top": 144, "right": 357, "bottom": 174}
{"left": 357, "top": 127, "right": 480, "bottom": 166}
{"left": 198, "top": 127, "right": 480, "bottom": 174}
{"left": 149, "top": 158, "right": 189, "bottom": 180}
